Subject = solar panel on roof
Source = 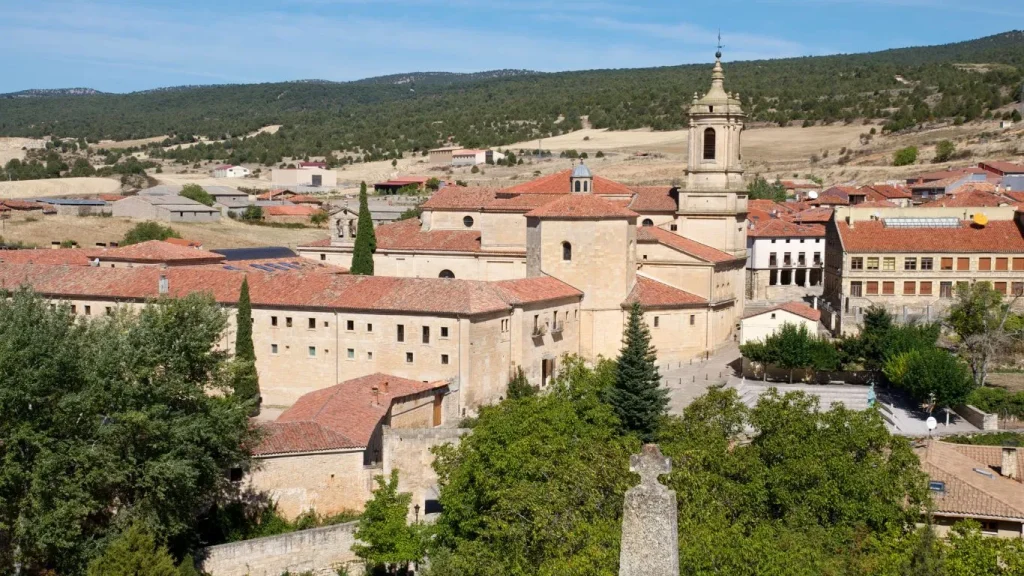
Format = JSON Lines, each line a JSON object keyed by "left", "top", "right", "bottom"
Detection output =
{"left": 267, "top": 263, "right": 289, "bottom": 271}
{"left": 222, "top": 265, "right": 240, "bottom": 271}
{"left": 882, "top": 217, "right": 961, "bottom": 229}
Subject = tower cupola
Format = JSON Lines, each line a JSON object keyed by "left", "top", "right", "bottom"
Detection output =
{"left": 683, "top": 50, "right": 746, "bottom": 192}
{"left": 570, "top": 161, "right": 593, "bottom": 194}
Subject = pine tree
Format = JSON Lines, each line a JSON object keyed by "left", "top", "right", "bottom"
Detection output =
{"left": 506, "top": 366, "right": 536, "bottom": 399}
{"left": 351, "top": 181, "right": 376, "bottom": 275}
{"left": 232, "top": 278, "right": 261, "bottom": 414}
{"left": 86, "top": 523, "right": 178, "bottom": 576}
{"left": 606, "top": 302, "right": 667, "bottom": 441}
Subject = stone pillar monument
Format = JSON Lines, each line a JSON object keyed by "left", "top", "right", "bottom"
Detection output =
{"left": 619, "top": 444, "right": 679, "bottom": 576}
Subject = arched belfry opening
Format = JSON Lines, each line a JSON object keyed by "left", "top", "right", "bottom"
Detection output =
{"left": 703, "top": 128, "right": 716, "bottom": 160}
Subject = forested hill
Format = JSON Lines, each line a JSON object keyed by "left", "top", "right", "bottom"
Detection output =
{"left": 1, "top": 31, "right": 1021, "bottom": 166}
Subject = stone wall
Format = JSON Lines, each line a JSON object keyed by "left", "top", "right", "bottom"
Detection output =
{"left": 953, "top": 404, "right": 999, "bottom": 431}
{"left": 200, "top": 522, "right": 362, "bottom": 576}
{"left": 382, "top": 426, "right": 470, "bottom": 521}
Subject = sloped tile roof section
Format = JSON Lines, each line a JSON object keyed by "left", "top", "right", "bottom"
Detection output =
{"left": 254, "top": 421, "right": 360, "bottom": 456}
{"left": 502, "top": 170, "right": 635, "bottom": 195}
{"left": 922, "top": 190, "right": 1014, "bottom": 208}
{"left": 747, "top": 219, "right": 825, "bottom": 238}
{"left": 865, "top": 184, "right": 913, "bottom": 199}
{"left": 0, "top": 249, "right": 93, "bottom": 266}
{"left": 372, "top": 218, "right": 496, "bottom": 254}
{"left": 835, "top": 219, "right": 1024, "bottom": 253}
{"left": 628, "top": 186, "right": 677, "bottom": 212}
{"left": 87, "top": 240, "right": 225, "bottom": 264}
{"left": 277, "top": 373, "right": 448, "bottom": 446}
{"left": 744, "top": 301, "right": 821, "bottom": 322}
{"left": 524, "top": 194, "right": 638, "bottom": 219}
{"left": 420, "top": 187, "right": 499, "bottom": 211}
{"left": 636, "top": 226, "right": 738, "bottom": 263}
{"left": 623, "top": 276, "right": 707, "bottom": 309}
{"left": 492, "top": 276, "right": 583, "bottom": 305}
{"left": 916, "top": 440, "right": 1024, "bottom": 521}
{"left": 263, "top": 204, "right": 320, "bottom": 217}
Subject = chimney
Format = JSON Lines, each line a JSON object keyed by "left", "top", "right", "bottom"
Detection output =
{"left": 158, "top": 275, "right": 169, "bottom": 295}
{"left": 1002, "top": 446, "right": 1019, "bottom": 480}
{"left": 371, "top": 385, "right": 380, "bottom": 406}
{"left": 51, "top": 241, "right": 60, "bottom": 250}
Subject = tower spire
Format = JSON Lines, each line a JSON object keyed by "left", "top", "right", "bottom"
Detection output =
{"left": 716, "top": 29, "right": 723, "bottom": 60}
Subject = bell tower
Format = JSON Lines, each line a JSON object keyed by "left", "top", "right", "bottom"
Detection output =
{"left": 570, "top": 162, "right": 593, "bottom": 194}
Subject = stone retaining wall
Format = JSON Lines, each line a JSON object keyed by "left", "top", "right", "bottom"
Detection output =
{"left": 200, "top": 522, "right": 362, "bottom": 576}
{"left": 953, "top": 404, "right": 998, "bottom": 431}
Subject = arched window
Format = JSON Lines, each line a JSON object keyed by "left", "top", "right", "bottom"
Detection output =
{"left": 641, "top": 218, "right": 654, "bottom": 227}
{"left": 562, "top": 242, "right": 572, "bottom": 261}
{"left": 583, "top": 181, "right": 589, "bottom": 192}
{"left": 574, "top": 180, "right": 581, "bottom": 192}
{"left": 703, "top": 127, "right": 716, "bottom": 160}
{"left": 439, "top": 269, "right": 455, "bottom": 279}
{"left": 463, "top": 215, "right": 474, "bottom": 228}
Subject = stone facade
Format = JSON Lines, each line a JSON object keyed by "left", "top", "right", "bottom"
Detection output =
{"left": 248, "top": 450, "right": 374, "bottom": 519}
{"left": 200, "top": 522, "right": 362, "bottom": 576}
{"left": 382, "top": 426, "right": 471, "bottom": 521}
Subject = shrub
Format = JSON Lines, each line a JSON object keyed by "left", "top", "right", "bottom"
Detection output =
{"left": 892, "top": 146, "right": 918, "bottom": 166}
{"left": 933, "top": 140, "right": 956, "bottom": 163}
{"left": 883, "top": 348, "right": 973, "bottom": 408}
{"left": 180, "top": 183, "right": 215, "bottom": 206}
{"left": 121, "top": 222, "right": 181, "bottom": 246}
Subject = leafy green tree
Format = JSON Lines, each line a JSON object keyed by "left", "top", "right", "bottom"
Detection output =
{"left": 309, "top": 209, "right": 329, "bottom": 227}
{"left": 69, "top": 158, "right": 96, "bottom": 177}
{"left": 425, "top": 177, "right": 441, "bottom": 191}
{"left": 883, "top": 348, "right": 973, "bottom": 409}
{"left": 180, "top": 183, "right": 215, "bottom": 206}
{"left": 240, "top": 204, "right": 263, "bottom": 221}
{"left": 947, "top": 281, "right": 1022, "bottom": 388}
{"left": 397, "top": 205, "right": 422, "bottom": 221}
{"left": 746, "top": 174, "right": 788, "bottom": 201}
{"left": 1012, "top": 109, "right": 1022, "bottom": 123}
{"left": 351, "top": 182, "right": 376, "bottom": 275}
{"left": 606, "top": 303, "right": 667, "bottom": 441}
{"left": 0, "top": 290, "right": 255, "bottom": 574}
{"left": 121, "top": 221, "right": 181, "bottom": 245}
{"left": 740, "top": 323, "right": 840, "bottom": 381}
{"left": 933, "top": 139, "right": 956, "bottom": 163}
{"left": 505, "top": 366, "right": 535, "bottom": 399}
{"left": 893, "top": 146, "right": 919, "bottom": 166}
{"left": 86, "top": 522, "right": 178, "bottom": 576}
{"left": 232, "top": 278, "right": 260, "bottom": 413}
{"left": 353, "top": 470, "right": 425, "bottom": 574}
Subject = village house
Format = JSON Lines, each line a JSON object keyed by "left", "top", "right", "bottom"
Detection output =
{"left": 111, "top": 194, "right": 221, "bottom": 222}
{"left": 739, "top": 301, "right": 822, "bottom": 345}
{"left": 212, "top": 165, "right": 251, "bottom": 178}
{"left": 272, "top": 167, "right": 337, "bottom": 188}
{"left": 745, "top": 216, "right": 825, "bottom": 301}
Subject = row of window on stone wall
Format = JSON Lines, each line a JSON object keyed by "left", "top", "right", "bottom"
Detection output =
{"left": 268, "top": 315, "right": 454, "bottom": 344}
{"left": 266, "top": 342, "right": 451, "bottom": 365}
{"left": 849, "top": 279, "right": 1024, "bottom": 298}
{"left": 850, "top": 256, "right": 1024, "bottom": 272}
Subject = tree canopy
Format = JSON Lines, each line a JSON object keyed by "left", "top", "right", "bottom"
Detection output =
{"left": 120, "top": 221, "right": 181, "bottom": 246}
{"left": 179, "top": 183, "right": 215, "bottom": 206}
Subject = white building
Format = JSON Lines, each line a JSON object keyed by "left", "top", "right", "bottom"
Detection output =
{"left": 450, "top": 149, "right": 505, "bottom": 167}
{"left": 272, "top": 167, "right": 338, "bottom": 188}
{"left": 745, "top": 218, "right": 826, "bottom": 301}
{"left": 212, "top": 165, "right": 251, "bottom": 178}
{"left": 740, "top": 302, "right": 822, "bottom": 345}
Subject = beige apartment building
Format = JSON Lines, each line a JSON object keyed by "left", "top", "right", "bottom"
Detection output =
{"left": 823, "top": 206, "right": 1024, "bottom": 335}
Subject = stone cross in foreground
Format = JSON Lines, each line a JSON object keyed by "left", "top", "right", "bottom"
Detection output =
{"left": 619, "top": 444, "right": 679, "bottom": 576}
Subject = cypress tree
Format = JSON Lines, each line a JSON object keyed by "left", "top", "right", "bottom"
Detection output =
{"left": 351, "top": 181, "right": 376, "bottom": 275}
{"left": 232, "top": 278, "right": 261, "bottom": 414}
{"left": 606, "top": 302, "right": 667, "bottom": 441}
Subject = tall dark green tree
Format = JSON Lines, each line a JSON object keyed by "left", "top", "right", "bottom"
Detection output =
{"left": 506, "top": 366, "right": 536, "bottom": 399}
{"left": 351, "top": 181, "right": 376, "bottom": 276}
{"left": 606, "top": 302, "right": 667, "bottom": 441}
{"left": 232, "top": 278, "right": 260, "bottom": 413}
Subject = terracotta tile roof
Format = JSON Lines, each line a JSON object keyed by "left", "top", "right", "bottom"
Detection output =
{"left": 623, "top": 276, "right": 707, "bottom": 309}
{"left": 922, "top": 190, "right": 1014, "bottom": 208}
{"left": 950, "top": 181, "right": 997, "bottom": 195}
{"left": 865, "top": 184, "right": 912, "bottom": 199}
{"left": 254, "top": 421, "right": 360, "bottom": 456}
{"left": 916, "top": 440, "right": 1024, "bottom": 521}
{"left": 813, "top": 195, "right": 850, "bottom": 206}
{"left": 481, "top": 194, "right": 559, "bottom": 213}
{"left": 854, "top": 200, "right": 900, "bottom": 208}
{"left": 744, "top": 301, "right": 821, "bottom": 322}
{"left": 420, "top": 186, "right": 499, "bottom": 211}
{"left": 2, "top": 200, "right": 46, "bottom": 210}
{"left": 911, "top": 167, "right": 987, "bottom": 183}
{"left": 946, "top": 443, "right": 1024, "bottom": 475}
{"left": 501, "top": 169, "right": 634, "bottom": 195}
{"left": 524, "top": 194, "right": 638, "bottom": 219}
{"left": 836, "top": 219, "right": 1024, "bottom": 254}
{"left": 0, "top": 249, "right": 92, "bottom": 266}
{"left": 257, "top": 189, "right": 294, "bottom": 201}
{"left": 748, "top": 219, "right": 825, "bottom": 238}
{"left": 163, "top": 238, "right": 203, "bottom": 248}
{"left": 748, "top": 200, "right": 795, "bottom": 214}
{"left": 636, "top": 226, "right": 738, "bottom": 263}
{"left": 277, "top": 373, "right": 448, "bottom": 446}
{"left": 979, "top": 161, "right": 1024, "bottom": 175}
{"left": 263, "top": 205, "right": 320, "bottom": 217}
{"left": 790, "top": 207, "right": 834, "bottom": 223}
{"left": 98, "top": 194, "right": 127, "bottom": 202}
{"left": 1006, "top": 191, "right": 1024, "bottom": 203}
{"left": 909, "top": 175, "right": 963, "bottom": 190}
{"left": 374, "top": 218, "right": 491, "bottom": 253}
{"left": 492, "top": 276, "right": 583, "bottom": 305}
{"left": 746, "top": 208, "right": 774, "bottom": 224}
{"left": 286, "top": 194, "right": 324, "bottom": 205}
{"left": 628, "top": 186, "right": 677, "bottom": 212}
{"left": 87, "top": 240, "right": 226, "bottom": 264}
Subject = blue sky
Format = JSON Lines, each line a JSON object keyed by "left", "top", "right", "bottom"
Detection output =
{"left": 2, "top": 0, "right": 1020, "bottom": 93}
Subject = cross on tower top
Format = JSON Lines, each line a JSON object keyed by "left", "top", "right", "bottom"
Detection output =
{"left": 630, "top": 444, "right": 671, "bottom": 486}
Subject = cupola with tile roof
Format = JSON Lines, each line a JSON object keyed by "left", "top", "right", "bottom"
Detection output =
{"left": 684, "top": 50, "right": 746, "bottom": 192}
{"left": 570, "top": 161, "right": 593, "bottom": 194}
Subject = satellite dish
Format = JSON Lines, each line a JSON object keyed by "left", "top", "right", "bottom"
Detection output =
{"left": 926, "top": 416, "right": 937, "bottom": 431}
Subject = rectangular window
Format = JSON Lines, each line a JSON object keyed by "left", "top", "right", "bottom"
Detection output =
{"left": 797, "top": 253, "right": 806, "bottom": 266}
{"left": 308, "top": 318, "right": 316, "bottom": 329}
{"left": 286, "top": 317, "right": 293, "bottom": 328}
{"left": 979, "top": 257, "right": 992, "bottom": 271}
{"left": 406, "top": 352, "right": 414, "bottom": 363}
{"left": 850, "top": 281, "right": 863, "bottom": 297}
{"left": 70, "top": 305, "right": 77, "bottom": 314}
{"left": 422, "top": 326, "right": 430, "bottom": 344}
{"left": 654, "top": 316, "right": 660, "bottom": 328}
{"left": 866, "top": 281, "right": 879, "bottom": 295}
{"left": 441, "top": 354, "right": 449, "bottom": 365}
{"left": 920, "top": 257, "right": 933, "bottom": 270}
{"left": 689, "top": 315, "right": 695, "bottom": 326}
{"left": 1014, "top": 258, "right": 1024, "bottom": 271}
{"left": 866, "top": 257, "right": 879, "bottom": 270}
{"left": 980, "top": 521, "right": 999, "bottom": 535}
{"left": 271, "top": 343, "right": 278, "bottom": 354}
{"left": 783, "top": 252, "right": 792, "bottom": 266}
{"left": 995, "top": 282, "right": 1007, "bottom": 294}
{"left": 367, "top": 351, "right": 373, "bottom": 360}
{"left": 441, "top": 326, "right": 449, "bottom": 338}
{"left": 850, "top": 257, "right": 863, "bottom": 270}
{"left": 367, "top": 323, "right": 373, "bottom": 332}
{"left": 904, "top": 257, "right": 917, "bottom": 271}
{"left": 903, "top": 281, "right": 916, "bottom": 295}
{"left": 813, "top": 253, "right": 821, "bottom": 265}
{"left": 308, "top": 346, "right": 316, "bottom": 357}
{"left": 347, "top": 348, "right": 355, "bottom": 359}
{"left": 347, "top": 320, "right": 354, "bottom": 331}
{"left": 956, "top": 257, "right": 969, "bottom": 271}
{"left": 940, "top": 257, "right": 953, "bottom": 271}
{"left": 769, "top": 252, "right": 778, "bottom": 267}
{"left": 940, "top": 282, "right": 953, "bottom": 298}
{"left": 996, "top": 258, "right": 1009, "bottom": 271}
{"left": 920, "top": 281, "right": 932, "bottom": 296}
{"left": 105, "top": 307, "right": 112, "bottom": 315}
{"left": 882, "top": 257, "right": 896, "bottom": 271}
{"left": 84, "top": 305, "right": 91, "bottom": 315}
{"left": 397, "top": 324, "right": 405, "bottom": 342}
{"left": 882, "top": 281, "right": 895, "bottom": 295}
{"left": 271, "top": 316, "right": 278, "bottom": 326}
{"left": 320, "top": 253, "right": 326, "bottom": 261}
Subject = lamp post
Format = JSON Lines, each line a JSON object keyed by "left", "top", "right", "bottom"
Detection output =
{"left": 414, "top": 504, "right": 420, "bottom": 523}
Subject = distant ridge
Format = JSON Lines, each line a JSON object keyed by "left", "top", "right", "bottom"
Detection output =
{"left": 1, "top": 88, "right": 103, "bottom": 98}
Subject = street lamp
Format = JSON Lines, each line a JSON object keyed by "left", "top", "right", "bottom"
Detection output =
{"left": 414, "top": 504, "right": 420, "bottom": 522}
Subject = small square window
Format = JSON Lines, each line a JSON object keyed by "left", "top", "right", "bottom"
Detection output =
{"left": 286, "top": 317, "right": 293, "bottom": 328}
{"left": 367, "top": 323, "right": 373, "bottom": 332}
{"left": 308, "top": 318, "right": 316, "bottom": 329}
{"left": 670, "top": 224, "right": 678, "bottom": 231}
{"left": 105, "top": 306, "right": 112, "bottom": 315}
{"left": 441, "top": 354, "right": 449, "bottom": 365}
{"left": 271, "top": 316, "right": 278, "bottom": 326}
{"left": 308, "top": 346, "right": 316, "bottom": 357}
{"left": 271, "top": 344, "right": 278, "bottom": 354}
{"left": 406, "top": 352, "right": 414, "bottom": 363}
{"left": 84, "top": 305, "right": 91, "bottom": 315}
{"left": 347, "top": 348, "right": 355, "bottom": 359}
{"left": 320, "top": 253, "right": 326, "bottom": 261}
{"left": 347, "top": 320, "right": 355, "bottom": 331}
{"left": 324, "top": 321, "right": 329, "bottom": 328}
{"left": 367, "top": 351, "right": 373, "bottom": 360}
{"left": 770, "top": 313, "right": 776, "bottom": 319}
{"left": 440, "top": 326, "right": 449, "bottom": 338}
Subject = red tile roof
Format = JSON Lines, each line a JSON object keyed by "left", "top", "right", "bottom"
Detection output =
{"left": 492, "top": 276, "right": 583, "bottom": 305}
{"left": 790, "top": 207, "right": 834, "bottom": 223}
{"left": 98, "top": 194, "right": 127, "bottom": 202}
{"left": 748, "top": 200, "right": 795, "bottom": 214}
{"left": 254, "top": 421, "right": 360, "bottom": 456}
{"left": 950, "top": 181, "right": 997, "bottom": 195}
{"left": 481, "top": 194, "right": 559, "bottom": 213}
{"left": 910, "top": 167, "right": 987, "bottom": 183}
{"left": 524, "top": 194, "right": 638, "bottom": 219}
{"left": 636, "top": 226, "right": 738, "bottom": 263}
{"left": 298, "top": 161, "right": 327, "bottom": 168}
{"left": 628, "top": 186, "right": 677, "bottom": 212}
{"left": 916, "top": 440, "right": 1024, "bottom": 521}
{"left": 865, "top": 184, "right": 912, "bottom": 199}
{"left": 1006, "top": 191, "right": 1024, "bottom": 203}
{"left": 420, "top": 186, "right": 499, "bottom": 211}
{"left": 163, "top": 238, "right": 203, "bottom": 248}
{"left": 979, "top": 161, "right": 1024, "bottom": 175}
{"left": 748, "top": 219, "right": 825, "bottom": 238}
{"left": 277, "top": 373, "right": 448, "bottom": 446}
{"left": 256, "top": 189, "right": 294, "bottom": 201}
{"left": 502, "top": 169, "right": 635, "bottom": 195}
{"left": 374, "top": 218, "right": 489, "bottom": 253}
{"left": 922, "top": 190, "right": 1014, "bottom": 208}
{"left": 264, "top": 204, "right": 320, "bottom": 217}
{"left": 836, "top": 219, "right": 1024, "bottom": 254}
{"left": 909, "top": 175, "right": 963, "bottom": 190}
{"left": 87, "top": 240, "right": 225, "bottom": 264}
{"left": 854, "top": 200, "right": 900, "bottom": 208}
{"left": 0, "top": 249, "right": 93, "bottom": 266}
{"left": 744, "top": 301, "right": 821, "bottom": 322}
{"left": 2, "top": 200, "right": 46, "bottom": 210}
{"left": 623, "top": 276, "right": 707, "bottom": 309}
{"left": 286, "top": 194, "right": 324, "bottom": 205}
